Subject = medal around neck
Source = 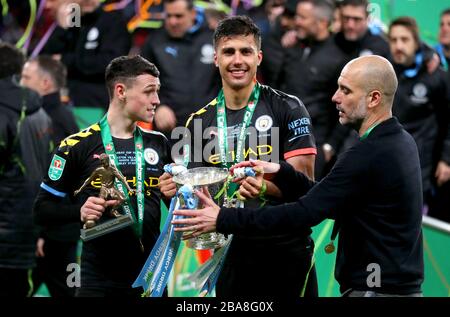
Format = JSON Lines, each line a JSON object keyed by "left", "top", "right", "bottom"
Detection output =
{"left": 75, "top": 153, "right": 135, "bottom": 241}
{"left": 173, "top": 167, "right": 230, "bottom": 249}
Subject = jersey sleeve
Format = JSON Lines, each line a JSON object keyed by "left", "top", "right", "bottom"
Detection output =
{"left": 279, "top": 95, "right": 317, "bottom": 160}
{"left": 40, "top": 143, "right": 77, "bottom": 199}
{"left": 184, "top": 101, "right": 216, "bottom": 169}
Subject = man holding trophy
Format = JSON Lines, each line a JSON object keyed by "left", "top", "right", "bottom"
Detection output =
{"left": 34, "top": 55, "right": 172, "bottom": 297}
{"left": 160, "top": 16, "right": 319, "bottom": 297}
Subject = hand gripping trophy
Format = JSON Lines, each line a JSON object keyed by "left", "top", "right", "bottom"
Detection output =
{"left": 74, "top": 153, "right": 135, "bottom": 231}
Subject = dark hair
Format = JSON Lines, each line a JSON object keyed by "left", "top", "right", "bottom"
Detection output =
{"left": 441, "top": 8, "right": 450, "bottom": 18}
{"left": 163, "top": 0, "right": 194, "bottom": 10}
{"left": 389, "top": 16, "right": 420, "bottom": 46}
{"left": 105, "top": 55, "right": 160, "bottom": 98}
{"left": 340, "top": 0, "right": 369, "bottom": 16}
{"left": 0, "top": 43, "right": 25, "bottom": 79}
{"left": 29, "top": 55, "right": 67, "bottom": 89}
{"left": 213, "top": 15, "right": 261, "bottom": 50}
{"left": 340, "top": 0, "right": 368, "bottom": 7}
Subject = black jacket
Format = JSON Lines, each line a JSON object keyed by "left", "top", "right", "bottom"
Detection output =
{"left": 43, "top": 92, "right": 79, "bottom": 146}
{"left": 334, "top": 29, "right": 391, "bottom": 60}
{"left": 0, "top": 76, "right": 53, "bottom": 269}
{"left": 393, "top": 59, "right": 450, "bottom": 192}
{"left": 42, "top": 7, "right": 131, "bottom": 109}
{"left": 41, "top": 92, "right": 80, "bottom": 242}
{"left": 141, "top": 13, "right": 221, "bottom": 127}
{"left": 218, "top": 118, "right": 424, "bottom": 295}
{"left": 279, "top": 36, "right": 348, "bottom": 145}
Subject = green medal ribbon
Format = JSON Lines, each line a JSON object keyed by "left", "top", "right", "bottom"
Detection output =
{"left": 99, "top": 115, "right": 145, "bottom": 237}
{"left": 360, "top": 123, "right": 380, "bottom": 140}
{"left": 217, "top": 82, "right": 261, "bottom": 195}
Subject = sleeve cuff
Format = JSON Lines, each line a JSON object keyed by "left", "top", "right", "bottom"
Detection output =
{"left": 216, "top": 207, "right": 238, "bottom": 234}
{"left": 284, "top": 148, "right": 317, "bottom": 160}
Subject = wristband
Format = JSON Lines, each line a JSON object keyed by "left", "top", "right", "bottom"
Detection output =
{"left": 259, "top": 180, "right": 267, "bottom": 198}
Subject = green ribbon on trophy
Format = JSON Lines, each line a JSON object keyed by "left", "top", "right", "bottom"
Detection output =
{"left": 99, "top": 115, "right": 145, "bottom": 238}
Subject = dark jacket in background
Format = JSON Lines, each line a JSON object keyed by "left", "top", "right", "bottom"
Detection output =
{"left": 218, "top": 118, "right": 424, "bottom": 295}
{"left": 141, "top": 12, "right": 221, "bottom": 127}
{"left": 279, "top": 36, "right": 348, "bottom": 146}
{"left": 41, "top": 92, "right": 80, "bottom": 242}
{"left": 0, "top": 76, "right": 52, "bottom": 269}
{"left": 43, "top": 92, "right": 79, "bottom": 147}
{"left": 259, "top": 16, "right": 289, "bottom": 88}
{"left": 42, "top": 7, "right": 131, "bottom": 109}
{"left": 393, "top": 59, "right": 450, "bottom": 193}
{"left": 334, "top": 29, "right": 391, "bottom": 60}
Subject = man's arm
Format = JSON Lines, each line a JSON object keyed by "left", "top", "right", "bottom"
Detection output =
{"left": 434, "top": 70, "right": 450, "bottom": 186}
{"left": 217, "top": 147, "right": 366, "bottom": 235}
{"left": 260, "top": 154, "right": 315, "bottom": 200}
{"left": 34, "top": 187, "right": 82, "bottom": 226}
{"left": 172, "top": 147, "right": 367, "bottom": 236}
{"left": 238, "top": 93, "right": 317, "bottom": 200}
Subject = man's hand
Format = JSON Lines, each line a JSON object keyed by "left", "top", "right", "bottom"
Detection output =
{"left": 80, "top": 197, "right": 119, "bottom": 223}
{"left": 172, "top": 187, "right": 220, "bottom": 238}
{"left": 159, "top": 172, "right": 177, "bottom": 198}
{"left": 322, "top": 143, "right": 335, "bottom": 163}
{"left": 281, "top": 30, "right": 298, "bottom": 48}
{"left": 426, "top": 53, "right": 440, "bottom": 74}
{"left": 231, "top": 160, "right": 281, "bottom": 175}
{"left": 36, "top": 238, "right": 45, "bottom": 258}
{"left": 237, "top": 170, "right": 265, "bottom": 200}
{"left": 435, "top": 160, "right": 450, "bottom": 186}
{"left": 154, "top": 105, "right": 177, "bottom": 133}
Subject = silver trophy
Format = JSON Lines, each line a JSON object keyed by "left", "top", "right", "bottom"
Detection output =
{"left": 173, "top": 167, "right": 230, "bottom": 250}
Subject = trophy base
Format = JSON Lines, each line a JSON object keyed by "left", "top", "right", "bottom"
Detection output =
{"left": 80, "top": 214, "right": 134, "bottom": 241}
{"left": 185, "top": 233, "right": 227, "bottom": 250}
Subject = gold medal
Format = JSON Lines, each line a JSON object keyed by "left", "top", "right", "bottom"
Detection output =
{"left": 324, "top": 242, "right": 335, "bottom": 254}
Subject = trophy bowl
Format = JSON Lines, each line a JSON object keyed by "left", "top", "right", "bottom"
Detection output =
{"left": 173, "top": 167, "right": 229, "bottom": 250}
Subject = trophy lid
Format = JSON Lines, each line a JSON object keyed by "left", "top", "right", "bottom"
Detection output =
{"left": 172, "top": 167, "right": 228, "bottom": 186}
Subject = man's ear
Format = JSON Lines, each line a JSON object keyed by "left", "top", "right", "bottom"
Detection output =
{"left": 367, "top": 90, "right": 382, "bottom": 109}
{"left": 115, "top": 83, "right": 126, "bottom": 102}
{"left": 214, "top": 52, "right": 218, "bottom": 67}
{"left": 258, "top": 50, "right": 263, "bottom": 66}
{"left": 41, "top": 76, "right": 52, "bottom": 92}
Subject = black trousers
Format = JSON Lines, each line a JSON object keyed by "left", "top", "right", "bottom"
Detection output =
{"left": 32, "top": 239, "right": 78, "bottom": 297}
{"left": 216, "top": 238, "right": 318, "bottom": 297}
{"left": 0, "top": 268, "right": 30, "bottom": 297}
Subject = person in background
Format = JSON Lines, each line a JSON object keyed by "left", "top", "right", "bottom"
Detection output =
{"left": 21, "top": 55, "right": 79, "bottom": 145}
{"left": 141, "top": 0, "right": 221, "bottom": 136}
{"left": 429, "top": 8, "right": 450, "bottom": 222}
{"left": 0, "top": 43, "right": 53, "bottom": 297}
{"left": 278, "top": 0, "right": 348, "bottom": 180}
{"left": 42, "top": 0, "right": 131, "bottom": 110}
{"left": 21, "top": 55, "right": 80, "bottom": 297}
{"left": 388, "top": 17, "right": 450, "bottom": 215}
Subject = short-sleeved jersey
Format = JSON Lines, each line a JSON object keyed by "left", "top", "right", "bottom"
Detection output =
{"left": 40, "top": 123, "right": 171, "bottom": 285}
{"left": 185, "top": 84, "right": 316, "bottom": 170}
{"left": 183, "top": 84, "right": 316, "bottom": 248}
